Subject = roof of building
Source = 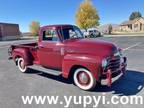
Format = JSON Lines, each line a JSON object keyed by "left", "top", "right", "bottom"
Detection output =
{"left": 120, "top": 17, "right": 144, "bottom": 26}
{"left": 0, "top": 22, "right": 19, "bottom": 25}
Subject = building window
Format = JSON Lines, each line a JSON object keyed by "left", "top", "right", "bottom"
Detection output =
{"left": 128, "top": 24, "right": 132, "bottom": 29}
{"left": 134, "top": 24, "right": 138, "bottom": 28}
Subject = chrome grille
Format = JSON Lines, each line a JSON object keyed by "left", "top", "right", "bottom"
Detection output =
{"left": 107, "top": 56, "right": 120, "bottom": 73}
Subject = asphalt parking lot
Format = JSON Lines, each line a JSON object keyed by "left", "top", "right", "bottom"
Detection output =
{"left": 0, "top": 36, "right": 144, "bottom": 108}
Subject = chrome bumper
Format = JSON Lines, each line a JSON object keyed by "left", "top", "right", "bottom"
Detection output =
{"left": 101, "top": 72, "right": 123, "bottom": 86}
{"left": 101, "top": 57, "right": 127, "bottom": 86}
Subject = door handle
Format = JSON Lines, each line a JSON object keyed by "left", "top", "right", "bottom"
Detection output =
{"left": 39, "top": 45, "right": 44, "bottom": 48}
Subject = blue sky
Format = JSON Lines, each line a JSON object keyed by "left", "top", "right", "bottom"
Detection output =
{"left": 0, "top": 0, "right": 144, "bottom": 32}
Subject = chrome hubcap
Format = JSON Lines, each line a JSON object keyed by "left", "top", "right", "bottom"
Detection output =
{"left": 78, "top": 71, "right": 90, "bottom": 85}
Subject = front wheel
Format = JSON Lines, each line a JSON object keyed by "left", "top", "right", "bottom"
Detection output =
{"left": 17, "top": 58, "right": 28, "bottom": 73}
{"left": 73, "top": 68, "right": 96, "bottom": 90}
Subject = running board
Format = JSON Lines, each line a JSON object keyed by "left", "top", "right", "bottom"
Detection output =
{"left": 28, "top": 65, "right": 62, "bottom": 76}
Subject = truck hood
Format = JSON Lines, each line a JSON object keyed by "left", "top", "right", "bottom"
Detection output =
{"left": 64, "top": 38, "right": 118, "bottom": 57}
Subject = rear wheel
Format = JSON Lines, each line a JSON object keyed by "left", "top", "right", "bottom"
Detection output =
{"left": 73, "top": 68, "right": 96, "bottom": 90}
{"left": 17, "top": 57, "right": 27, "bottom": 73}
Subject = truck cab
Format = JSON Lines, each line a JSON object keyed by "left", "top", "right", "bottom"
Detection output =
{"left": 9, "top": 24, "right": 127, "bottom": 90}
{"left": 37, "top": 25, "right": 83, "bottom": 70}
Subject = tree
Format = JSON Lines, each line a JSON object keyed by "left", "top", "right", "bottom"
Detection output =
{"left": 129, "top": 11, "right": 142, "bottom": 20}
{"left": 76, "top": 0, "right": 100, "bottom": 30}
{"left": 108, "top": 24, "right": 113, "bottom": 34}
{"left": 29, "top": 21, "right": 40, "bottom": 36}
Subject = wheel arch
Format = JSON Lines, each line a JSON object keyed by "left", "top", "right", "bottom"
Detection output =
{"left": 68, "top": 65, "right": 89, "bottom": 79}
{"left": 15, "top": 55, "right": 21, "bottom": 65}
{"left": 12, "top": 48, "right": 33, "bottom": 66}
{"left": 62, "top": 54, "right": 101, "bottom": 81}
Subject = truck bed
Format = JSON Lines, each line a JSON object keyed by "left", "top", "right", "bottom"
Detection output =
{"left": 11, "top": 42, "right": 38, "bottom": 49}
{"left": 10, "top": 42, "right": 39, "bottom": 65}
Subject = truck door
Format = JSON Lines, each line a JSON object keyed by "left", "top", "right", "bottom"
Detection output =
{"left": 38, "top": 27, "right": 64, "bottom": 70}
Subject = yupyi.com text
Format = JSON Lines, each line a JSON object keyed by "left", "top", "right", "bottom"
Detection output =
{"left": 22, "top": 93, "right": 143, "bottom": 108}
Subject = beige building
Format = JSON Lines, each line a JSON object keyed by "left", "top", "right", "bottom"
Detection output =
{"left": 120, "top": 17, "right": 144, "bottom": 32}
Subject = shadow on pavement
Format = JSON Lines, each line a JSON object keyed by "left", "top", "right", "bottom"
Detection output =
{"left": 26, "top": 69, "right": 144, "bottom": 96}
{"left": 93, "top": 70, "right": 144, "bottom": 96}
{"left": 26, "top": 68, "right": 73, "bottom": 84}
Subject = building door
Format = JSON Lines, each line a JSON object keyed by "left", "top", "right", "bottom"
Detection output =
{"left": 140, "top": 23, "right": 142, "bottom": 31}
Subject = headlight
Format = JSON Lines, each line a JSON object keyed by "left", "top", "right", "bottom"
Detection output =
{"left": 102, "top": 59, "right": 108, "bottom": 68}
{"left": 120, "top": 57, "right": 124, "bottom": 63}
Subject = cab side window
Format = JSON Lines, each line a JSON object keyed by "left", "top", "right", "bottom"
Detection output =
{"left": 43, "top": 29, "right": 59, "bottom": 41}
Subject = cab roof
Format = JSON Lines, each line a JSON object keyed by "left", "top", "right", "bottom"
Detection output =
{"left": 41, "top": 24, "right": 76, "bottom": 29}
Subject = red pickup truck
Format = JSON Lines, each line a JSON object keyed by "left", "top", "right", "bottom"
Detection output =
{"left": 8, "top": 24, "right": 127, "bottom": 90}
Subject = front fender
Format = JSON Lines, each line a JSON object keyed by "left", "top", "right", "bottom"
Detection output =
{"left": 62, "top": 54, "right": 102, "bottom": 81}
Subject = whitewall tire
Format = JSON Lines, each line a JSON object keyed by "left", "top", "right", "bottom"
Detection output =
{"left": 73, "top": 68, "right": 96, "bottom": 90}
{"left": 17, "top": 58, "right": 27, "bottom": 73}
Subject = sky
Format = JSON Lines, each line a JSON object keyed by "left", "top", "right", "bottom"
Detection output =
{"left": 0, "top": 0, "right": 144, "bottom": 32}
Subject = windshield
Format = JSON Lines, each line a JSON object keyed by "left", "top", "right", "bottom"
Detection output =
{"left": 61, "top": 26, "right": 84, "bottom": 40}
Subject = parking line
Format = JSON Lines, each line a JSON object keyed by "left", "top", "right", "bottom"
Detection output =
{"left": 123, "top": 42, "right": 142, "bottom": 51}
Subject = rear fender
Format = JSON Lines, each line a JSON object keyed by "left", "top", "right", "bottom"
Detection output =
{"left": 62, "top": 54, "right": 101, "bottom": 81}
{"left": 12, "top": 48, "right": 33, "bottom": 66}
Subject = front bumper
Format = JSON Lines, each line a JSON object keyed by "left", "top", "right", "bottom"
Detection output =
{"left": 100, "top": 57, "right": 127, "bottom": 86}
